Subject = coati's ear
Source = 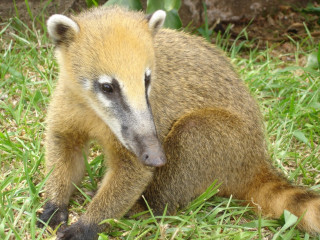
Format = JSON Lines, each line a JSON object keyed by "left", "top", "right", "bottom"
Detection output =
{"left": 146, "top": 10, "right": 166, "bottom": 35}
{"left": 47, "top": 14, "right": 79, "bottom": 45}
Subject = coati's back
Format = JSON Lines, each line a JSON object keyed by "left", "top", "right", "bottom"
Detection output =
{"left": 151, "top": 30, "right": 263, "bottom": 140}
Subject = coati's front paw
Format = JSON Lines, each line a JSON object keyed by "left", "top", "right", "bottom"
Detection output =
{"left": 56, "top": 220, "right": 100, "bottom": 240}
{"left": 37, "top": 202, "right": 68, "bottom": 230}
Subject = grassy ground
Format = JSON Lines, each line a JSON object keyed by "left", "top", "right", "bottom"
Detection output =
{"left": 1, "top": 8, "right": 320, "bottom": 240}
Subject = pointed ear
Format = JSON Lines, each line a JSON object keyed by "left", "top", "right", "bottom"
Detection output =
{"left": 47, "top": 14, "right": 79, "bottom": 45}
{"left": 146, "top": 10, "right": 166, "bottom": 35}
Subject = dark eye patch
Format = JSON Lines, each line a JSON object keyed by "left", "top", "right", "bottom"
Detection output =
{"left": 145, "top": 73, "right": 151, "bottom": 107}
{"left": 93, "top": 78, "right": 130, "bottom": 112}
{"left": 145, "top": 73, "right": 151, "bottom": 90}
{"left": 93, "top": 78, "right": 119, "bottom": 95}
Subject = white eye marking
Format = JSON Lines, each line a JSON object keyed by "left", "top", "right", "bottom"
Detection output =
{"left": 145, "top": 68, "right": 152, "bottom": 96}
{"left": 98, "top": 75, "right": 124, "bottom": 90}
{"left": 145, "top": 68, "right": 151, "bottom": 77}
{"left": 97, "top": 92, "right": 113, "bottom": 107}
{"left": 81, "top": 78, "right": 91, "bottom": 90}
{"left": 98, "top": 75, "right": 113, "bottom": 85}
{"left": 95, "top": 76, "right": 114, "bottom": 107}
{"left": 86, "top": 94, "right": 126, "bottom": 146}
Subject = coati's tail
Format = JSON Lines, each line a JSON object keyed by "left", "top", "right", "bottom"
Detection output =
{"left": 245, "top": 165, "right": 320, "bottom": 233}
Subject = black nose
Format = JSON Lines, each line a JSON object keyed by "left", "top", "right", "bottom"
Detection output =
{"left": 142, "top": 153, "right": 150, "bottom": 161}
{"left": 141, "top": 151, "right": 166, "bottom": 167}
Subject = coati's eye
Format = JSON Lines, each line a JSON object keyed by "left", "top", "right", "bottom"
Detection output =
{"left": 101, "top": 83, "right": 113, "bottom": 93}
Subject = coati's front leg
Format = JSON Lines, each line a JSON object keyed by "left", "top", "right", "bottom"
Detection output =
{"left": 56, "top": 142, "right": 154, "bottom": 240}
{"left": 38, "top": 129, "right": 89, "bottom": 230}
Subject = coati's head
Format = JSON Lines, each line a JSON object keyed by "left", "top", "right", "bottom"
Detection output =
{"left": 47, "top": 7, "right": 166, "bottom": 167}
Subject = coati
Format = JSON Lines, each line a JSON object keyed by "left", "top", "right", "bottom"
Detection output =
{"left": 38, "top": 6, "right": 320, "bottom": 239}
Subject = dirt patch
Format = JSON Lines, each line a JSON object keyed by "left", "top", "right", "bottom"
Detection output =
{"left": 0, "top": 0, "right": 94, "bottom": 24}
{"left": 228, "top": 5, "right": 320, "bottom": 43}
{"left": 2, "top": 0, "right": 319, "bottom": 53}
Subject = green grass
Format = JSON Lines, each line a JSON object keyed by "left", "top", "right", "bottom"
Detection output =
{"left": 1, "top": 8, "right": 320, "bottom": 240}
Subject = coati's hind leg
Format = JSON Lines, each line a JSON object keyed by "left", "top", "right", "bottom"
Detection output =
{"left": 140, "top": 108, "right": 266, "bottom": 215}
{"left": 141, "top": 108, "right": 320, "bottom": 233}
{"left": 37, "top": 129, "right": 88, "bottom": 230}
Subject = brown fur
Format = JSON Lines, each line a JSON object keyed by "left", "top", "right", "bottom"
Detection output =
{"left": 39, "top": 6, "right": 320, "bottom": 239}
